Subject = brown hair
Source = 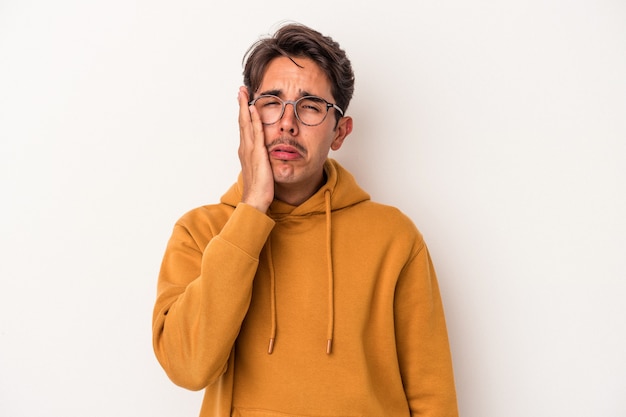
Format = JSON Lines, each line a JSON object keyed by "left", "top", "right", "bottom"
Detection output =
{"left": 242, "top": 23, "right": 355, "bottom": 123}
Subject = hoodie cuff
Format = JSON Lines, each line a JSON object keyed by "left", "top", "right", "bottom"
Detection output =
{"left": 216, "top": 202, "right": 275, "bottom": 259}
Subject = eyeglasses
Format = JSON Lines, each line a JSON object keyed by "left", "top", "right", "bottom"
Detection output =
{"left": 248, "top": 95, "right": 344, "bottom": 126}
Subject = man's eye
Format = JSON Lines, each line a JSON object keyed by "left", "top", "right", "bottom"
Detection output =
{"left": 300, "top": 100, "right": 324, "bottom": 113}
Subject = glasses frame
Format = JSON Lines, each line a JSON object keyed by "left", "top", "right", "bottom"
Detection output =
{"left": 248, "top": 94, "right": 344, "bottom": 126}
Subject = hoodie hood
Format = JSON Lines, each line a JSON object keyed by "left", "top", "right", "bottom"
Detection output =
{"left": 220, "top": 158, "right": 370, "bottom": 216}
{"left": 220, "top": 158, "right": 370, "bottom": 354}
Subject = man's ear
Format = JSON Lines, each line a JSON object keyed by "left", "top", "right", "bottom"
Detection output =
{"left": 331, "top": 116, "right": 353, "bottom": 151}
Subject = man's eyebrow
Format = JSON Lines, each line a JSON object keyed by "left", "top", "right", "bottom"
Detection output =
{"left": 257, "top": 89, "right": 282, "bottom": 97}
{"left": 256, "top": 89, "right": 315, "bottom": 98}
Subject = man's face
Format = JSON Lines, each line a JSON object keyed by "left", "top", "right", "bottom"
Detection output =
{"left": 255, "top": 56, "right": 352, "bottom": 196}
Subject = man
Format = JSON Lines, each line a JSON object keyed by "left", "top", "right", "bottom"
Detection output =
{"left": 153, "top": 23, "right": 459, "bottom": 417}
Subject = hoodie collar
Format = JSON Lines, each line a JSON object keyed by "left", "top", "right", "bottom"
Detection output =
{"left": 220, "top": 158, "right": 370, "bottom": 217}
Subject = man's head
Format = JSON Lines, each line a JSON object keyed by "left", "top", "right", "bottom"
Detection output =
{"left": 240, "top": 23, "right": 355, "bottom": 205}
{"left": 243, "top": 23, "right": 355, "bottom": 125}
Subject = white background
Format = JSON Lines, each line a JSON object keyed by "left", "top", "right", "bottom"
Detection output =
{"left": 1, "top": 1, "right": 625, "bottom": 416}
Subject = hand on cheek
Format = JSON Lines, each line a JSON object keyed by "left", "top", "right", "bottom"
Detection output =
{"left": 237, "top": 87, "right": 274, "bottom": 213}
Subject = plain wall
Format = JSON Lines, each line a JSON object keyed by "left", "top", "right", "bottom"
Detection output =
{"left": 1, "top": 1, "right": 625, "bottom": 416}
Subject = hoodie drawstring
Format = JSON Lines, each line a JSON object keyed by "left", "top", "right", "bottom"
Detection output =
{"left": 324, "top": 189, "right": 335, "bottom": 355}
{"left": 266, "top": 240, "right": 277, "bottom": 354}
{"left": 265, "top": 189, "right": 335, "bottom": 355}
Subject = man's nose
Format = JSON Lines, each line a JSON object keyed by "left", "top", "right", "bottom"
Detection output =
{"left": 279, "top": 102, "right": 299, "bottom": 132}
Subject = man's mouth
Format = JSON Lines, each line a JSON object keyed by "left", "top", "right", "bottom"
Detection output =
{"left": 269, "top": 145, "right": 301, "bottom": 160}
{"left": 267, "top": 139, "right": 307, "bottom": 160}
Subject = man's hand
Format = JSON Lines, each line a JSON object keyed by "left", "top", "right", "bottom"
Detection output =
{"left": 238, "top": 86, "right": 274, "bottom": 213}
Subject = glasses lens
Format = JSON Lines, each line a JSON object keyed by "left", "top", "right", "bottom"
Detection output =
{"left": 296, "top": 97, "right": 327, "bottom": 126}
{"left": 253, "top": 96, "right": 283, "bottom": 125}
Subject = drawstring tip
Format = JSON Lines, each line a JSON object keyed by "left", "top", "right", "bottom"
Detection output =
{"left": 326, "top": 339, "right": 333, "bottom": 355}
{"left": 268, "top": 338, "right": 275, "bottom": 354}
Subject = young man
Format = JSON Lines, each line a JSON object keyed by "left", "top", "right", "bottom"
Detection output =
{"left": 153, "top": 23, "right": 459, "bottom": 417}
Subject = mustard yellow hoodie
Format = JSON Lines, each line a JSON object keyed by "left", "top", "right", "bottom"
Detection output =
{"left": 153, "top": 159, "right": 458, "bottom": 417}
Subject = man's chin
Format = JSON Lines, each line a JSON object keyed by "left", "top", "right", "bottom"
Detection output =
{"left": 271, "top": 161, "right": 298, "bottom": 183}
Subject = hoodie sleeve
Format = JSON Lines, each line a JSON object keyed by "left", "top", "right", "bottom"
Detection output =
{"left": 394, "top": 241, "right": 459, "bottom": 417}
{"left": 152, "top": 203, "right": 275, "bottom": 390}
